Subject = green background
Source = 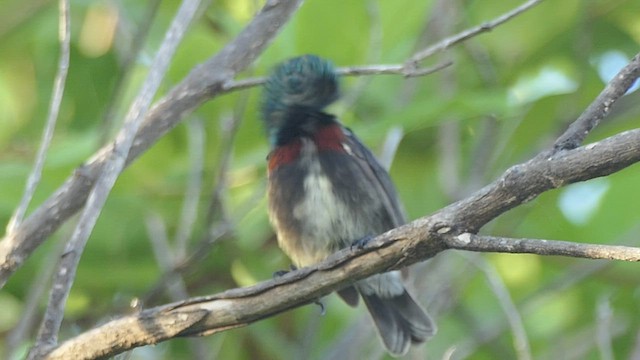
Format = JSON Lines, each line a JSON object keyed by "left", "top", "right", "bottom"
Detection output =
{"left": 1, "top": 0, "right": 639, "bottom": 359}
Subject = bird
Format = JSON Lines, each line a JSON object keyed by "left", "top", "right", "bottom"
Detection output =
{"left": 262, "top": 54, "right": 436, "bottom": 357}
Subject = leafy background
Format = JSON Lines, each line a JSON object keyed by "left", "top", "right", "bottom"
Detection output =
{"left": 1, "top": 0, "right": 639, "bottom": 359}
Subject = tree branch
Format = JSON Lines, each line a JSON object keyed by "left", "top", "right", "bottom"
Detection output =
{"left": 5, "top": 0, "right": 70, "bottom": 233}
{"left": 222, "top": 61, "right": 454, "bottom": 92}
{"left": 553, "top": 53, "right": 640, "bottom": 151}
{"left": 463, "top": 254, "right": 531, "bottom": 360}
{"left": 44, "top": 126, "right": 640, "bottom": 359}
{"left": 28, "top": 0, "right": 202, "bottom": 357}
{"left": 407, "top": 0, "right": 544, "bottom": 65}
{"left": 142, "top": 96, "right": 247, "bottom": 305}
{"left": 438, "top": 129, "right": 640, "bottom": 233}
{"left": 224, "top": 0, "right": 546, "bottom": 92}
{"left": 0, "top": 0, "right": 305, "bottom": 288}
{"left": 446, "top": 234, "right": 640, "bottom": 261}
{"left": 99, "top": 0, "right": 163, "bottom": 145}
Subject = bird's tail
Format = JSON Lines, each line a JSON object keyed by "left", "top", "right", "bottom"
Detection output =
{"left": 361, "top": 290, "right": 436, "bottom": 357}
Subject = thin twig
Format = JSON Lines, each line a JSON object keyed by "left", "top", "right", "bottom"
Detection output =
{"left": 338, "top": 0, "right": 383, "bottom": 112}
{"left": 5, "top": 236, "right": 66, "bottom": 359}
{"left": 209, "top": 1, "right": 547, "bottom": 109}
{"left": 452, "top": 226, "right": 640, "bottom": 358}
{"left": 27, "top": 0, "right": 202, "bottom": 357}
{"left": 145, "top": 212, "right": 209, "bottom": 360}
{"left": 5, "top": 0, "right": 70, "bottom": 234}
{"left": 631, "top": 330, "right": 640, "bottom": 360}
{"left": 175, "top": 118, "right": 205, "bottom": 259}
{"left": 142, "top": 222, "right": 231, "bottom": 305}
{"left": 99, "top": 0, "right": 163, "bottom": 145}
{"left": 447, "top": 234, "right": 640, "bottom": 261}
{"left": 463, "top": 254, "right": 531, "bottom": 360}
{"left": 394, "top": 0, "right": 443, "bottom": 107}
{"left": 146, "top": 213, "right": 176, "bottom": 274}
{"left": 407, "top": 0, "right": 545, "bottom": 65}
{"left": 430, "top": 0, "right": 462, "bottom": 200}
{"left": 595, "top": 296, "right": 614, "bottom": 360}
{"left": 222, "top": 61, "right": 453, "bottom": 93}
{"left": 552, "top": 52, "right": 640, "bottom": 151}
{"left": 145, "top": 216, "right": 203, "bottom": 304}
{"left": 142, "top": 100, "right": 247, "bottom": 304}
{"left": 460, "top": 18, "right": 502, "bottom": 195}
{"left": 539, "top": 319, "right": 628, "bottom": 359}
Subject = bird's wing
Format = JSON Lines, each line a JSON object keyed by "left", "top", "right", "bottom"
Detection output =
{"left": 341, "top": 126, "right": 408, "bottom": 228}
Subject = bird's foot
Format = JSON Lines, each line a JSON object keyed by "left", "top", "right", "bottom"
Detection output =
{"left": 272, "top": 264, "right": 298, "bottom": 278}
{"left": 351, "top": 235, "right": 374, "bottom": 250}
{"left": 273, "top": 266, "right": 325, "bottom": 315}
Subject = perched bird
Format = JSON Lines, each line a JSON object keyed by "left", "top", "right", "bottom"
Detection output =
{"left": 262, "top": 55, "right": 435, "bottom": 356}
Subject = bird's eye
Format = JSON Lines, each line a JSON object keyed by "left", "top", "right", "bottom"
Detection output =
{"left": 287, "top": 75, "right": 303, "bottom": 92}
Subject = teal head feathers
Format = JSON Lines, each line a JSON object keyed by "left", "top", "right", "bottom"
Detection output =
{"left": 261, "top": 55, "right": 340, "bottom": 144}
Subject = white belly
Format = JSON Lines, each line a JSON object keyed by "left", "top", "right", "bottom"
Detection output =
{"left": 272, "top": 139, "right": 376, "bottom": 267}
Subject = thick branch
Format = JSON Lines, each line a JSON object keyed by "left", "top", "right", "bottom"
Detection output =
{"left": 0, "top": 0, "right": 304, "bottom": 288}
{"left": 438, "top": 129, "right": 640, "bottom": 233}
{"left": 45, "top": 128, "right": 640, "bottom": 359}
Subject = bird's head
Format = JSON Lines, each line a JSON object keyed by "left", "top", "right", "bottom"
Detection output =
{"left": 262, "top": 55, "right": 340, "bottom": 144}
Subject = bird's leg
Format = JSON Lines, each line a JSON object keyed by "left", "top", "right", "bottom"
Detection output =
{"left": 273, "top": 264, "right": 326, "bottom": 315}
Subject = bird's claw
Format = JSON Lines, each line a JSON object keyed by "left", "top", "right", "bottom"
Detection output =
{"left": 314, "top": 299, "right": 326, "bottom": 316}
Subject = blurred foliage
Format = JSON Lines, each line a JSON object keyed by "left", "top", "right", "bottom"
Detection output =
{"left": 1, "top": 0, "right": 639, "bottom": 359}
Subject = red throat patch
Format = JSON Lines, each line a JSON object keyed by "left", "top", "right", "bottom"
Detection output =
{"left": 267, "top": 124, "right": 347, "bottom": 172}
{"left": 313, "top": 124, "right": 346, "bottom": 152}
{"left": 268, "top": 140, "right": 302, "bottom": 172}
